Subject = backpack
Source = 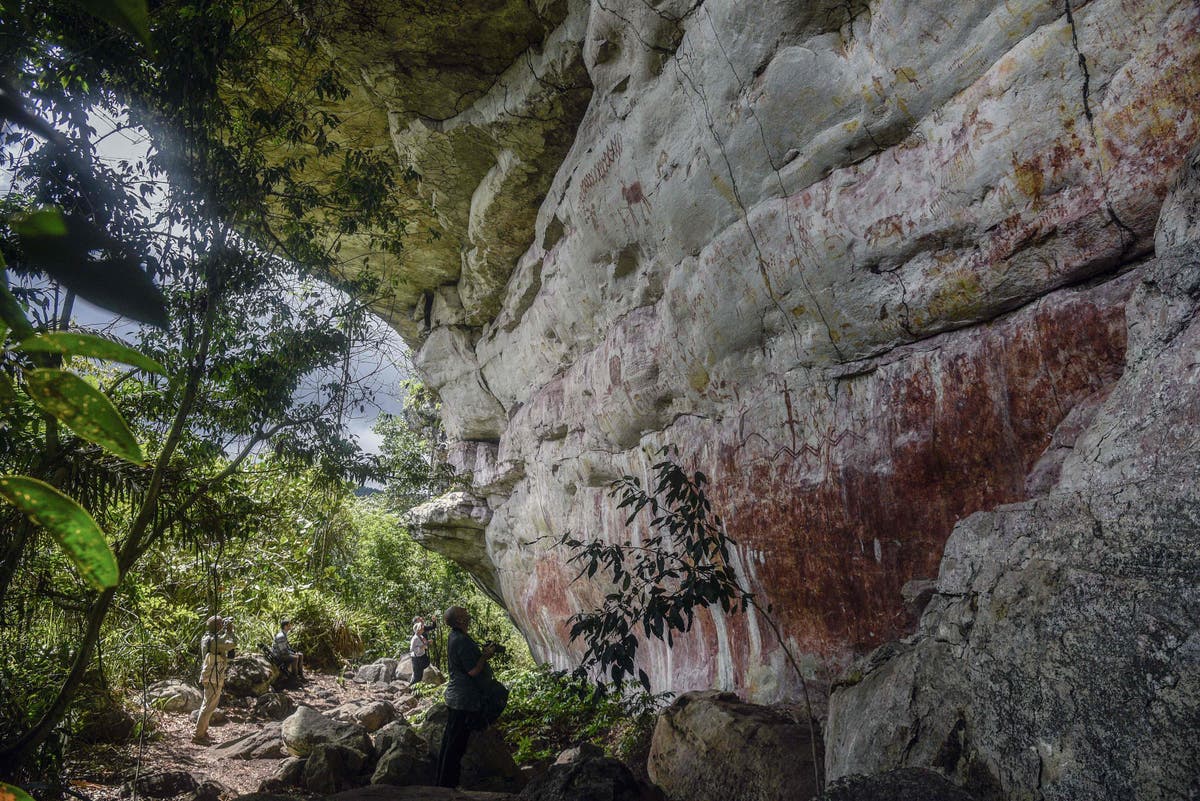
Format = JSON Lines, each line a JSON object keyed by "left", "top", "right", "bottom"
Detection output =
{"left": 475, "top": 674, "right": 509, "bottom": 728}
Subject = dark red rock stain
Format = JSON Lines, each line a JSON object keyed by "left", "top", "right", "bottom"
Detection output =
{"left": 707, "top": 281, "right": 1131, "bottom": 664}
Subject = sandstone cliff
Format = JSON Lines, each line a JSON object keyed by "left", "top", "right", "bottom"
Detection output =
{"left": 290, "top": 0, "right": 1200, "bottom": 793}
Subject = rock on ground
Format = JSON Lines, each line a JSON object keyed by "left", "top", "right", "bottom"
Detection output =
{"left": 519, "top": 743, "right": 658, "bottom": 801}
{"left": 281, "top": 705, "right": 373, "bottom": 758}
{"left": 224, "top": 655, "right": 279, "bottom": 698}
{"left": 815, "top": 769, "right": 980, "bottom": 801}
{"left": 253, "top": 692, "right": 296, "bottom": 721}
{"left": 327, "top": 787, "right": 518, "bottom": 801}
{"left": 148, "top": 680, "right": 202, "bottom": 713}
{"left": 129, "top": 771, "right": 199, "bottom": 798}
{"left": 210, "top": 724, "right": 286, "bottom": 760}
{"left": 185, "top": 779, "right": 233, "bottom": 801}
{"left": 372, "top": 720, "right": 419, "bottom": 755}
{"left": 647, "top": 691, "right": 820, "bottom": 801}
{"left": 331, "top": 700, "right": 396, "bottom": 732}
{"left": 419, "top": 703, "right": 524, "bottom": 792}
{"left": 371, "top": 725, "right": 433, "bottom": 787}
{"left": 355, "top": 658, "right": 401, "bottom": 684}
{"left": 190, "top": 708, "right": 227, "bottom": 727}
{"left": 302, "top": 743, "right": 366, "bottom": 794}
{"left": 419, "top": 665, "right": 445, "bottom": 687}
{"left": 257, "top": 757, "right": 306, "bottom": 793}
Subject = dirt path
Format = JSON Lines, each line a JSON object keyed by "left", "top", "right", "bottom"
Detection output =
{"left": 66, "top": 672, "right": 395, "bottom": 799}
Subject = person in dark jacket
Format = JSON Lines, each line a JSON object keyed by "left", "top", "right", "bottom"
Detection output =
{"left": 273, "top": 618, "right": 305, "bottom": 679}
{"left": 435, "top": 605, "right": 497, "bottom": 787}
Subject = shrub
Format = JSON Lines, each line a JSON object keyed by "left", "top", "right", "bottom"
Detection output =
{"left": 495, "top": 665, "right": 668, "bottom": 766}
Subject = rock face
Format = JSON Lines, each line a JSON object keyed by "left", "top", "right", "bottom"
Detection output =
{"left": 326, "top": 0, "right": 1200, "bottom": 706}
{"left": 278, "top": 0, "right": 1200, "bottom": 793}
{"left": 824, "top": 148, "right": 1200, "bottom": 799}
{"left": 647, "top": 691, "right": 819, "bottom": 801}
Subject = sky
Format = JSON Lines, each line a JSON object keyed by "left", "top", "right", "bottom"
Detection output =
{"left": 6, "top": 107, "right": 415, "bottom": 457}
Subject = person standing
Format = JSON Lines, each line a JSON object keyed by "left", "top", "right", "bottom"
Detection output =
{"left": 193, "top": 615, "right": 236, "bottom": 743}
{"left": 410, "top": 617, "right": 431, "bottom": 684}
{"left": 273, "top": 618, "right": 305, "bottom": 680}
{"left": 435, "top": 606, "right": 498, "bottom": 788}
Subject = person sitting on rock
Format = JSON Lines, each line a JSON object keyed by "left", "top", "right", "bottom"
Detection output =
{"left": 273, "top": 618, "right": 305, "bottom": 680}
{"left": 436, "top": 605, "right": 499, "bottom": 788}
{"left": 410, "top": 616, "right": 431, "bottom": 684}
{"left": 194, "top": 615, "right": 236, "bottom": 743}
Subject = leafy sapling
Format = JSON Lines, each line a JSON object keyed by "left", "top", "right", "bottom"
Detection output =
{"left": 558, "top": 451, "right": 823, "bottom": 790}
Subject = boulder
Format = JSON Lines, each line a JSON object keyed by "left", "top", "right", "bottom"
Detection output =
{"left": 355, "top": 658, "right": 400, "bottom": 684}
{"left": 302, "top": 743, "right": 366, "bottom": 794}
{"left": 367, "top": 703, "right": 389, "bottom": 724}
{"left": 419, "top": 703, "right": 523, "bottom": 792}
{"left": 254, "top": 692, "right": 296, "bottom": 721}
{"left": 257, "top": 756, "right": 306, "bottom": 792}
{"left": 185, "top": 780, "right": 233, "bottom": 801}
{"left": 332, "top": 700, "right": 396, "bottom": 732}
{"left": 281, "top": 705, "right": 373, "bottom": 758}
{"left": 372, "top": 720, "right": 422, "bottom": 755}
{"left": 372, "top": 724, "right": 434, "bottom": 786}
{"left": 223, "top": 655, "right": 278, "bottom": 697}
{"left": 327, "top": 788, "right": 519, "bottom": 801}
{"left": 647, "top": 691, "right": 820, "bottom": 801}
{"left": 74, "top": 700, "right": 135, "bottom": 744}
{"left": 519, "top": 744, "right": 655, "bottom": 801}
{"left": 210, "top": 723, "right": 286, "bottom": 760}
{"left": 190, "top": 708, "right": 227, "bottom": 727}
{"left": 130, "top": 771, "right": 199, "bottom": 798}
{"left": 815, "top": 769, "right": 979, "bottom": 801}
{"left": 419, "top": 665, "right": 446, "bottom": 687}
{"left": 148, "top": 680, "right": 202, "bottom": 713}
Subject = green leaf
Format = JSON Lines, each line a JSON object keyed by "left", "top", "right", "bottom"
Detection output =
{"left": 18, "top": 332, "right": 166, "bottom": 374}
{"left": 13, "top": 208, "right": 168, "bottom": 329}
{"left": 72, "top": 0, "right": 153, "bottom": 50}
{"left": 0, "top": 274, "right": 35, "bottom": 342}
{"left": 0, "top": 477, "right": 119, "bottom": 590}
{"left": 1, "top": 784, "right": 36, "bottom": 801}
{"left": 23, "top": 369, "right": 145, "bottom": 464}
{"left": 13, "top": 207, "right": 68, "bottom": 237}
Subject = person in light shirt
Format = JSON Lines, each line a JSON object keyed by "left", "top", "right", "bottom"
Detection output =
{"left": 194, "top": 615, "right": 236, "bottom": 743}
{"left": 410, "top": 616, "right": 431, "bottom": 683}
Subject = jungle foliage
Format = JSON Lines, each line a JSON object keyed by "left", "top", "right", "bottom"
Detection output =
{"left": 0, "top": 0, "right": 424, "bottom": 780}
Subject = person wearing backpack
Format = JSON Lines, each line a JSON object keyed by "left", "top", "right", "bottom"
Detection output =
{"left": 273, "top": 618, "right": 305, "bottom": 680}
{"left": 193, "top": 615, "right": 236, "bottom": 743}
{"left": 435, "top": 606, "right": 508, "bottom": 787}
